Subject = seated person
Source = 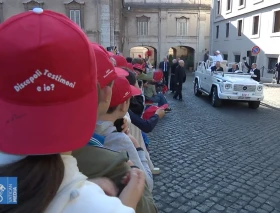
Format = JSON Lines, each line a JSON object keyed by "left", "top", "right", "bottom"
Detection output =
{"left": 95, "top": 76, "right": 154, "bottom": 192}
{"left": 144, "top": 83, "right": 171, "bottom": 111}
{"left": 211, "top": 61, "right": 224, "bottom": 72}
{"left": 228, "top": 64, "right": 239, "bottom": 72}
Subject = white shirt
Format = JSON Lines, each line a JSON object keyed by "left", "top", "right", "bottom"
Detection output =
{"left": 45, "top": 155, "right": 134, "bottom": 213}
{"left": 209, "top": 54, "right": 224, "bottom": 66}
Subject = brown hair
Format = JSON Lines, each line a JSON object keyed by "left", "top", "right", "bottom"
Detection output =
{"left": 0, "top": 154, "right": 64, "bottom": 213}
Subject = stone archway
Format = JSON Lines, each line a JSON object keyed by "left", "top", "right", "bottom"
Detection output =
{"left": 168, "top": 46, "right": 195, "bottom": 71}
{"left": 130, "top": 46, "right": 158, "bottom": 68}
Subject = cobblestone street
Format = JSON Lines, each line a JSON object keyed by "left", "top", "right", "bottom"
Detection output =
{"left": 149, "top": 75, "right": 280, "bottom": 213}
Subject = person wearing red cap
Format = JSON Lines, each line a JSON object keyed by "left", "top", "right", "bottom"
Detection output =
{"left": 0, "top": 9, "right": 144, "bottom": 213}
{"left": 95, "top": 76, "right": 154, "bottom": 192}
{"left": 72, "top": 44, "right": 158, "bottom": 213}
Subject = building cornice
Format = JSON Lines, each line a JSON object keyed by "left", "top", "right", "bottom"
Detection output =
{"left": 123, "top": 3, "right": 211, "bottom": 10}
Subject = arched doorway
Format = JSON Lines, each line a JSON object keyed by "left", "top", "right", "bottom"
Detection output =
{"left": 168, "top": 46, "right": 195, "bottom": 71}
{"left": 130, "top": 46, "right": 157, "bottom": 68}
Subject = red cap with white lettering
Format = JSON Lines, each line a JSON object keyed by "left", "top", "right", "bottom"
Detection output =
{"left": 110, "top": 77, "right": 141, "bottom": 107}
{"left": 0, "top": 9, "right": 98, "bottom": 155}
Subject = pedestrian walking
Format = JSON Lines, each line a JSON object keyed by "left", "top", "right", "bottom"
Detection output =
{"left": 173, "top": 60, "right": 186, "bottom": 101}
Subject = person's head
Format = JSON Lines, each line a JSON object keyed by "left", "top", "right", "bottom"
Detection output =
{"left": 107, "top": 77, "right": 141, "bottom": 120}
{"left": 172, "top": 59, "right": 177, "bottom": 64}
{"left": 123, "top": 68, "right": 137, "bottom": 87}
{"left": 232, "top": 64, "right": 237, "bottom": 70}
{"left": 126, "top": 57, "right": 133, "bottom": 63}
{"left": 179, "top": 60, "right": 185, "bottom": 67}
{"left": 133, "top": 63, "right": 144, "bottom": 75}
{"left": 111, "top": 55, "right": 128, "bottom": 68}
{"left": 0, "top": 8, "right": 98, "bottom": 213}
{"left": 215, "top": 50, "right": 220, "bottom": 55}
{"left": 164, "top": 57, "right": 168, "bottom": 62}
{"left": 252, "top": 63, "right": 257, "bottom": 69}
{"left": 216, "top": 61, "right": 221, "bottom": 67}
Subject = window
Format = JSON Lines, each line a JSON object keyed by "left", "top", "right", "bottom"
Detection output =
{"left": 176, "top": 17, "right": 188, "bottom": 36}
{"left": 268, "top": 58, "right": 278, "bottom": 70}
{"left": 23, "top": 0, "right": 44, "bottom": 11}
{"left": 216, "top": 25, "right": 219, "bottom": 39}
{"left": 137, "top": 16, "right": 150, "bottom": 36}
{"left": 70, "top": 10, "right": 81, "bottom": 27}
{"left": 217, "top": 0, "right": 221, "bottom": 15}
{"left": 234, "top": 55, "right": 241, "bottom": 63}
{"left": 226, "top": 23, "right": 229, "bottom": 38}
{"left": 249, "top": 55, "right": 256, "bottom": 64}
{"left": 64, "top": 0, "right": 85, "bottom": 29}
{"left": 273, "top": 10, "right": 280, "bottom": 33}
{"left": 239, "top": 0, "right": 244, "bottom": 5}
{"left": 223, "top": 54, "right": 228, "bottom": 60}
{"left": 226, "top": 0, "right": 231, "bottom": 11}
{"left": 252, "top": 16, "right": 260, "bottom": 35}
{"left": 237, "top": 20, "right": 243, "bottom": 36}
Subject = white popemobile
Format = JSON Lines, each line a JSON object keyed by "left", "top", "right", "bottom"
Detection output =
{"left": 193, "top": 60, "right": 264, "bottom": 109}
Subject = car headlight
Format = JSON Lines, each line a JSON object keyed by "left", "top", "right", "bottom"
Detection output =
{"left": 257, "top": 86, "right": 263, "bottom": 91}
{"left": 224, "top": 84, "right": 232, "bottom": 90}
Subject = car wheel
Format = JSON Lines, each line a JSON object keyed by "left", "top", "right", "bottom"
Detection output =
{"left": 194, "top": 80, "right": 202, "bottom": 96}
{"left": 248, "top": 101, "right": 260, "bottom": 109}
{"left": 211, "top": 86, "right": 222, "bottom": 107}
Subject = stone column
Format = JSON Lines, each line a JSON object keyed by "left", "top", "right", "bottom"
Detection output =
{"left": 159, "top": 9, "right": 168, "bottom": 65}
{"left": 99, "top": 0, "right": 111, "bottom": 48}
{"left": 197, "top": 11, "right": 207, "bottom": 63}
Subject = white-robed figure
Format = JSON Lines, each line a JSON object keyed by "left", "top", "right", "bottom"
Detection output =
{"left": 208, "top": 50, "right": 224, "bottom": 67}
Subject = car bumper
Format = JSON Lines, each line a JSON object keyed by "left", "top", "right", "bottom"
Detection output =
{"left": 218, "top": 93, "right": 264, "bottom": 101}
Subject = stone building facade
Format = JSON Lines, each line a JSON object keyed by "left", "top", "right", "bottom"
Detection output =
{"left": 0, "top": 0, "right": 211, "bottom": 67}
{"left": 210, "top": 0, "right": 280, "bottom": 81}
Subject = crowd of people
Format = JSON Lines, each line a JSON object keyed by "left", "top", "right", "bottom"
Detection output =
{"left": 0, "top": 8, "right": 187, "bottom": 213}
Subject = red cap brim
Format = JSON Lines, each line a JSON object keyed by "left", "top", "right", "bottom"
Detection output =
{"left": 159, "top": 104, "right": 168, "bottom": 110}
{"left": 115, "top": 67, "right": 129, "bottom": 77}
{"left": 130, "top": 85, "right": 142, "bottom": 96}
{"left": 0, "top": 91, "right": 97, "bottom": 155}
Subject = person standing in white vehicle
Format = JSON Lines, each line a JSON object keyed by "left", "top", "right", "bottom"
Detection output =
{"left": 208, "top": 50, "right": 224, "bottom": 67}
{"left": 0, "top": 9, "right": 144, "bottom": 213}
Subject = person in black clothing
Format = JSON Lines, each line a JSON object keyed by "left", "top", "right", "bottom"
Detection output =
{"left": 276, "top": 62, "right": 280, "bottom": 84}
{"left": 243, "top": 57, "right": 261, "bottom": 82}
{"left": 170, "top": 59, "right": 178, "bottom": 93}
{"left": 211, "top": 61, "right": 224, "bottom": 72}
{"left": 173, "top": 60, "right": 186, "bottom": 101}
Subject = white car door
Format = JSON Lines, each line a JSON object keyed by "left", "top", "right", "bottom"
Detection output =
{"left": 203, "top": 69, "right": 213, "bottom": 93}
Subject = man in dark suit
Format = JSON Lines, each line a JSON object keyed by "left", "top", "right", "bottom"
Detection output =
{"left": 170, "top": 59, "right": 178, "bottom": 93}
{"left": 211, "top": 61, "right": 224, "bottom": 72}
{"left": 276, "top": 62, "right": 280, "bottom": 84}
{"left": 243, "top": 58, "right": 261, "bottom": 82}
{"left": 173, "top": 60, "right": 186, "bottom": 101}
{"left": 228, "top": 64, "right": 239, "bottom": 72}
{"left": 159, "top": 57, "right": 170, "bottom": 87}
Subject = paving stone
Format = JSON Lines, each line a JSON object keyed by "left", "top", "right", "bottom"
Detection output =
{"left": 149, "top": 76, "right": 280, "bottom": 213}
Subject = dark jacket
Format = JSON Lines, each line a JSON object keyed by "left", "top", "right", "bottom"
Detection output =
{"left": 174, "top": 65, "right": 186, "bottom": 85}
{"left": 129, "top": 95, "right": 144, "bottom": 117}
{"left": 211, "top": 66, "right": 224, "bottom": 72}
{"left": 159, "top": 61, "right": 170, "bottom": 72}
{"left": 128, "top": 109, "right": 159, "bottom": 133}
{"left": 276, "top": 63, "right": 280, "bottom": 72}
{"left": 171, "top": 62, "right": 178, "bottom": 75}
{"left": 228, "top": 65, "right": 239, "bottom": 72}
{"left": 245, "top": 62, "right": 261, "bottom": 82}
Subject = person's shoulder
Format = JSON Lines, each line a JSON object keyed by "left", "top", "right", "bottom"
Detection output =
{"left": 61, "top": 181, "right": 134, "bottom": 213}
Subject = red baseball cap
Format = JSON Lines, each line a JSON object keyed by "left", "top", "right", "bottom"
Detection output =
{"left": 133, "top": 63, "right": 144, "bottom": 72}
{"left": 111, "top": 55, "right": 128, "bottom": 68}
{"left": 142, "top": 104, "right": 168, "bottom": 120}
{"left": 91, "top": 43, "right": 128, "bottom": 88}
{"left": 127, "top": 63, "right": 134, "bottom": 71}
{"left": 0, "top": 9, "right": 98, "bottom": 155}
{"left": 110, "top": 77, "right": 141, "bottom": 107}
